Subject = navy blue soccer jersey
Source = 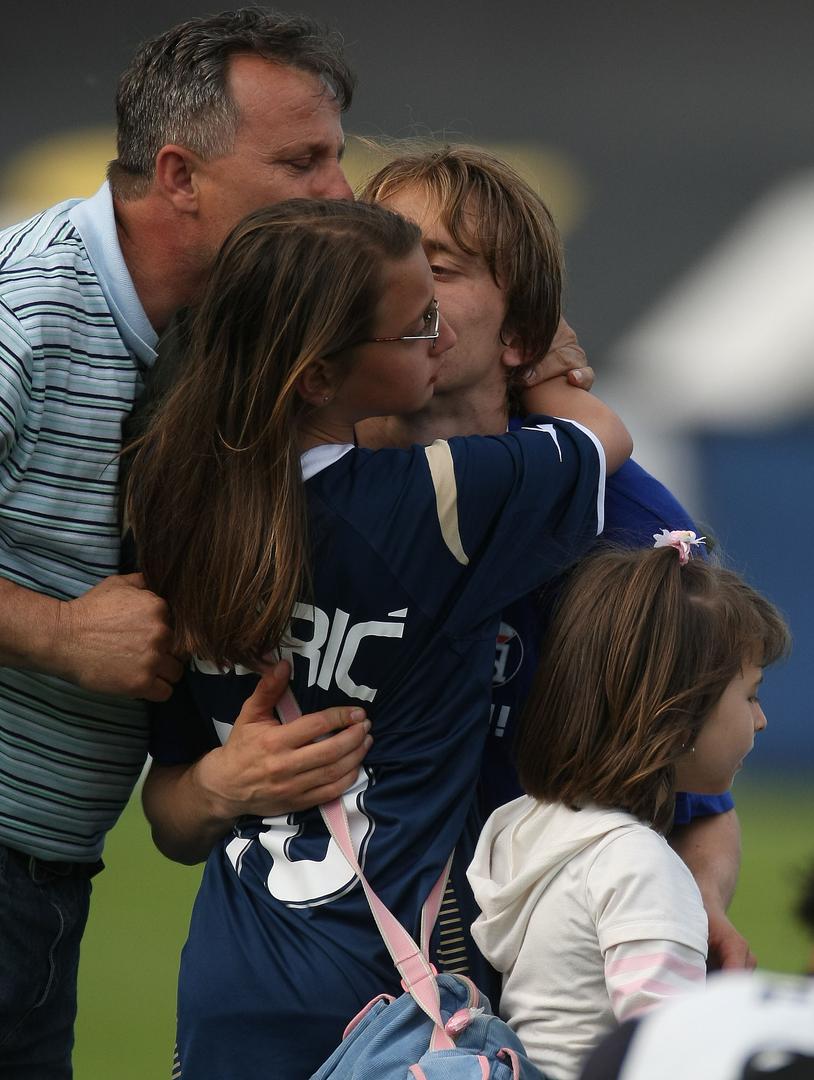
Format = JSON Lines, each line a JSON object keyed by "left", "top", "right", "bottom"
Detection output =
{"left": 442, "top": 455, "right": 734, "bottom": 994}
{"left": 151, "top": 419, "right": 605, "bottom": 1079}
{"left": 474, "top": 453, "right": 734, "bottom": 822}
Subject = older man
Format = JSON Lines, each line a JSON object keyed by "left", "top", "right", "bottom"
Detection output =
{"left": 358, "top": 145, "right": 748, "bottom": 983}
{"left": 0, "top": 10, "right": 369, "bottom": 1075}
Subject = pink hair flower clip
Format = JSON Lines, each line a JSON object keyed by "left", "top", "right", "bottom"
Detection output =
{"left": 652, "top": 528, "right": 706, "bottom": 565}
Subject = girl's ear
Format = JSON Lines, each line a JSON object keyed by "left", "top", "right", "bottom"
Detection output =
{"left": 296, "top": 358, "right": 339, "bottom": 407}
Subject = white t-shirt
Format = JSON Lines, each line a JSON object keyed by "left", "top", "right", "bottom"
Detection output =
{"left": 467, "top": 799, "right": 708, "bottom": 1080}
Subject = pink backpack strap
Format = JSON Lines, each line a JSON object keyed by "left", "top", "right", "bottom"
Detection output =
{"left": 277, "top": 685, "right": 455, "bottom": 1050}
{"left": 420, "top": 852, "right": 453, "bottom": 959}
{"left": 274, "top": 683, "right": 303, "bottom": 726}
{"left": 497, "top": 1047, "right": 523, "bottom": 1079}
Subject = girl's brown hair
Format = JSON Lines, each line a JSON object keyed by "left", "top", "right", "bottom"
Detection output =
{"left": 516, "top": 546, "right": 790, "bottom": 831}
{"left": 126, "top": 198, "right": 419, "bottom": 666}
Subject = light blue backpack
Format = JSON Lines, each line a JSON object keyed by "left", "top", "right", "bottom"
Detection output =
{"left": 310, "top": 967, "right": 548, "bottom": 1080}
{"left": 290, "top": 722, "right": 548, "bottom": 1078}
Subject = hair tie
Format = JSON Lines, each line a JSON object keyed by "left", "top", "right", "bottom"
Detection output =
{"left": 653, "top": 529, "right": 706, "bottom": 565}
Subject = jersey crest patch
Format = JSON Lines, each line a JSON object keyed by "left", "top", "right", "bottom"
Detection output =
{"left": 493, "top": 621, "right": 524, "bottom": 687}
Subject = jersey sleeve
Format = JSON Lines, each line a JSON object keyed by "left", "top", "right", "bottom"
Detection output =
{"left": 603, "top": 938, "right": 706, "bottom": 1022}
{"left": 603, "top": 458, "right": 698, "bottom": 548}
{"left": 586, "top": 827, "right": 709, "bottom": 959}
{"left": 148, "top": 677, "right": 220, "bottom": 765}
{"left": 673, "top": 791, "right": 735, "bottom": 827}
{"left": 0, "top": 301, "right": 32, "bottom": 463}
{"left": 430, "top": 415, "right": 605, "bottom": 635}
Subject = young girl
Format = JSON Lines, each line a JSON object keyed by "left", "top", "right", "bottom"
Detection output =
{"left": 126, "top": 198, "right": 631, "bottom": 1078}
{"left": 467, "top": 535, "right": 790, "bottom": 1080}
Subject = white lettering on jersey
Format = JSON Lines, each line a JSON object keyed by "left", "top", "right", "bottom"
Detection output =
{"left": 258, "top": 766, "right": 374, "bottom": 907}
{"left": 213, "top": 718, "right": 233, "bottom": 746}
{"left": 190, "top": 656, "right": 256, "bottom": 676}
{"left": 282, "top": 602, "right": 331, "bottom": 686}
{"left": 280, "top": 605, "right": 407, "bottom": 703}
{"left": 489, "top": 704, "right": 511, "bottom": 738}
{"left": 335, "top": 619, "right": 406, "bottom": 700}
{"left": 191, "top": 606, "right": 407, "bottom": 702}
{"left": 317, "top": 608, "right": 350, "bottom": 690}
{"left": 225, "top": 836, "right": 253, "bottom": 875}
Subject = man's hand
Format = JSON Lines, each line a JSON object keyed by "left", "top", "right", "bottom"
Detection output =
{"left": 52, "top": 573, "right": 183, "bottom": 701}
{"left": 707, "top": 906, "right": 756, "bottom": 971}
{"left": 143, "top": 660, "right": 373, "bottom": 863}
{"left": 524, "top": 317, "right": 595, "bottom": 391}
{"left": 193, "top": 660, "right": 373, "bottom": 819}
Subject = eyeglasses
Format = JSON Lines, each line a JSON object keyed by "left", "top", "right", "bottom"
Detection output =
{"left": 367, "top": 298, "right": 440, "bottom": 344}
{"left": 325, "top": 299, "right": 441, "bottom": 357}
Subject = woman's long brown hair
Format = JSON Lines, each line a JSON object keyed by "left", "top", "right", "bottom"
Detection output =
{"left": 516, "top": 547, "right": 790, "bottom": 831}
{"left": 126, "top": 199, "right": 419, "bottom": 666}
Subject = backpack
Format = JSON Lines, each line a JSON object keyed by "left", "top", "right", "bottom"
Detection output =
{"left": 311, "top": 969, "right": 548, "bottom": 1079}
{"left": 275, "top": 688, "right": 548, "bottom": 1080}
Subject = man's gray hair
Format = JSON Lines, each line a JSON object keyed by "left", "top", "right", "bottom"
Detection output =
{"left": 109, "top": 7, "right": 355, "bottom": 198}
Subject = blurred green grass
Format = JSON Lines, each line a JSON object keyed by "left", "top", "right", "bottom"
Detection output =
{"left": 73, "top": 775, "right": 814, "bottom": 1080}
{"left": 727, "top": 776, "right": 814, "bottom": 973}
{"left": 74, "top": 790, "right": 201, "bottom": 1080}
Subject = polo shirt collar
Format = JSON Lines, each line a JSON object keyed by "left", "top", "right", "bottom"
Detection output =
{"left": 69, "top": 182, "right": 158, "bottom": 368}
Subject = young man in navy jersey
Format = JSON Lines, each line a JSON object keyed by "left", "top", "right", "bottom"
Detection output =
{"left": 357, "top": 146, "right": 750, "bottom": 981}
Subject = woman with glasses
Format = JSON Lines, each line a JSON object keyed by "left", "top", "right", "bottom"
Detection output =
{"left": 126, "top": 197, "right": 631, "bottom": 1079}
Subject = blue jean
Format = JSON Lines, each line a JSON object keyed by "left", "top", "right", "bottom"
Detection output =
{"left": 0, "top": 843, "right": 98, "bottom": 1078}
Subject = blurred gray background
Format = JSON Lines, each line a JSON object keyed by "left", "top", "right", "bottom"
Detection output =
{"left": 3, "top": 0, "right": 812, "bottom": 770}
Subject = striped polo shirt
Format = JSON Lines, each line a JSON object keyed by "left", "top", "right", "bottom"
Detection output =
{"left": 0, "top": 184, "right": 157, "bottom": 861}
